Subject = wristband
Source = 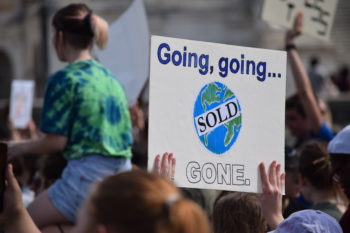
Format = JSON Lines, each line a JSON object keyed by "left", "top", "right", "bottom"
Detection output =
{"left": 286, "top": 44, "right": 297, "bottom": 51}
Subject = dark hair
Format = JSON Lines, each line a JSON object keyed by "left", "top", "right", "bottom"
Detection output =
{"left": 52, "top": 3, "right": 108, "bottom": 50}
{"left": 339, "top": 66, "right": 349, "bottom": 77}
{"left": 330, "top": 154, "right": 350, "bottom": 199}
{"left": 286, "top": 94, "right": 306, "bottom": 118}
{"left": 299, "top": 141, "right": 334, "bottom": 190}
{"left": 310, "top": 56, "right": 319, "bottom": 68}
{"left": 213, "top": 192, "right": 267, "bottom": 233}
{"left": 0, "top": 102, "right": 11, "bottom": 140}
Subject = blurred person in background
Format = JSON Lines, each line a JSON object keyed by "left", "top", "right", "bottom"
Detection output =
{"left": 328, "top": 125, "right": 350, "bottom": 233}
{"left": 299, "top": 141, "right": 347, "bottom": 221}
{"left": 331, "top": 66, "right": 350, "bottom": 93}
{"left": 30, "top": 153, "right": 67, "bottom": 197}
{"left": 0, "top": 103, "right": 39, "bottom": 207}
{"left": 282, "top": 147, "right": 307, "bottom": 218}
{"left": 285, "top": 13, "right": 333, "bottom": 150}
{"left": 308, "top": 56, "right": 324, "bottom": 96}
{"left": 7, "top": 3, "right": 133, "bottom": 230}
{"left": 130, "top": 98, "right": 148, "bottom": 169}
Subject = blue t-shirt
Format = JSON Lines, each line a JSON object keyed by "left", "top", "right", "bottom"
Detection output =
{"left": 312, "top": 122, "right": 334, "bottom": 142}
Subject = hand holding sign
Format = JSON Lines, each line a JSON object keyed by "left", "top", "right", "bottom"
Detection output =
{"left": 153, "top": 152, "right": 176, "bottom": 182}
{"left": 259, "top": 161, "right": 285, "bottom": 229}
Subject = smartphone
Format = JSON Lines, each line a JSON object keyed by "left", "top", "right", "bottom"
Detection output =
{"left": 0, "top": 142, "right": 7, "bottom": 212}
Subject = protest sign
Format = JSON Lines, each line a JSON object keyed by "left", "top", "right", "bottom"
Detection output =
{"left": 148, "top": 36, "right": 286, "bottom": 193}
{"left": 96, "top": 0, "right": 150, "bottom": 107}
{"left": 262, "top": 0, "right": 338, "bottom": 41}
{"left": 10, "top": 80, "right": 35, "bottom": 129}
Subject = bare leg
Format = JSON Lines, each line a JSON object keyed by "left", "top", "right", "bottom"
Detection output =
{"left": 28, "top": 190, "right": 71, "bottom": 228}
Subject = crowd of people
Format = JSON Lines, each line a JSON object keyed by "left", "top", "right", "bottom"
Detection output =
{"left": 0, "top": 3, "right": 349, "bottom": 233}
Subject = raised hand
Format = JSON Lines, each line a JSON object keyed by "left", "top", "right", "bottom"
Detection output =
{"left": 286, "top": 12, "right": 303, "bottom": 45}
{"left": 153, "top": 152, "right": 176, "bottom": 182}
{"left": 259, "top": 161, "right": 285, "bottom": 229}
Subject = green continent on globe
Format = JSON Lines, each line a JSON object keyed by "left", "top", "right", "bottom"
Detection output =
{"left": 223, "top": 87, "right": 239, "bottom": 147}
{"left": 204, "top": 132, "right": 209, "bottom": 146}
{"left": 223, "top": 87, "right": 234, "bottom": 101}
{"left": 224, "top": 115, "right": 241, "bottom": 147}
{"left": 201, "top": 83, "right": 221, "bottom": 112}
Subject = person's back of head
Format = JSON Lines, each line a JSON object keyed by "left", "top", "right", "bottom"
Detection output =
{"left": 52, "top": 3, "right": 108, "bottom": 61}
{"left": 213, "top": 192, "right": 267, "bottom": 233}
{"left": 299, "top": 141, "right": 335, "bottom": 191}
{"left": 75, "top": 170, "right": 211, "bottom": 233}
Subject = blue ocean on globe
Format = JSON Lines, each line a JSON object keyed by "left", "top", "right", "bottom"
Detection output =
{"left": 193, "top": 81, "right": 242, "bottom": 154}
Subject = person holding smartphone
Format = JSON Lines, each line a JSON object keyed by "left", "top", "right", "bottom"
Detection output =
{"left": 7, "top": 3, "right": 133, "bottom": 229}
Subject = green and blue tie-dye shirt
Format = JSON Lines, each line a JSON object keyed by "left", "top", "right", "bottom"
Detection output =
{"left": 40, "top": 59, "right": 133, "bottom": 160}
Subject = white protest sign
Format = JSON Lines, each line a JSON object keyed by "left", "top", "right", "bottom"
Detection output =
{"left": 148, "top": 36, "right": 286, "bottom": 193}
{"left": 96, "top": 0, "right": 150, "bottom": 107}
{"left": 10, "top": 80, "right": 35, "bottom": 129}
{"left": 262, "top": 0, "right": 338, "bottom": 41}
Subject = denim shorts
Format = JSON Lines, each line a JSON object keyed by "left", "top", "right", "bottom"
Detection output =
{"left": 47, "top": 155, "right": 131, "bottom": 222}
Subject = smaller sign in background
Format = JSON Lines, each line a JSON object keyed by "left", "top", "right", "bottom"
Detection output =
{"left": 262, "top": 0, "right": 338, "bottom": 41}
{"left": 10, "top": 80, "right": 35, "bottom": 129}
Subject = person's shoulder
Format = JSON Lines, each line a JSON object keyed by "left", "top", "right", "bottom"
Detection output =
{"left": 46, "top": 63, "right": 95, "bottom": 94}
{"left": 48, "top": 67, "right": 75, "bottom": 87}
{"left": 66, "top": 60, "right": 94, "bottom": 77}
{"left": 92, "top": 60, "right": 116, "bottom": 79}
{"left": 316, "top": 122, "right": 334, "bottom": 141}
{"left": 49, "top": 69, "right": 68, "bottom": 80}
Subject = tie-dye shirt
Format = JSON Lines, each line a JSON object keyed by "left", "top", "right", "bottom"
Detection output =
{"left": 40, "top": 59, "right": 133, "bottom": 160}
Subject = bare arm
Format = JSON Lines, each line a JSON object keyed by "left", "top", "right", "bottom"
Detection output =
{"left": 286, "top": 13, "right": 323, "bottom": 133}
{"left": 8, "top": 133, "right": 67, "bottom": 161}
{"left": 2, "top": 164, "right": 41, "bottom": 233}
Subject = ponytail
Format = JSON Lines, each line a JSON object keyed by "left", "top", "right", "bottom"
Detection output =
{"left": 299, "top": 141, "right": 334, "bottom": 190}
{"left": 90, "top": 14, "right": 109, "bottom": 50}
